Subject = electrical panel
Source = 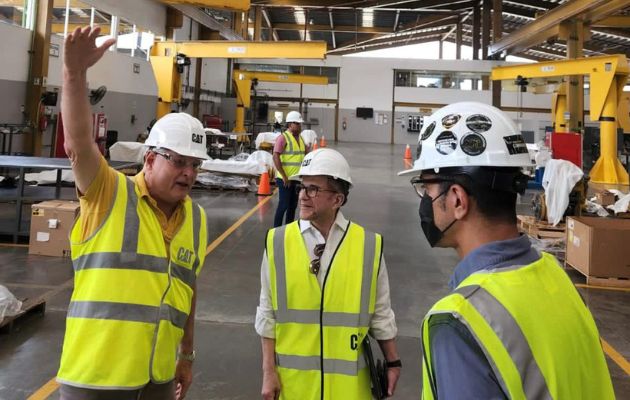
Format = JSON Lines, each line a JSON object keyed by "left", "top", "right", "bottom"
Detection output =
{"left": 407, "top": 115, "right": 423, "bottom": 133}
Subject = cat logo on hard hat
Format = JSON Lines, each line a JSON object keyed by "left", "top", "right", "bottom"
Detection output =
{"left": 302, "top": 159, "right": 311, "bottom": 167}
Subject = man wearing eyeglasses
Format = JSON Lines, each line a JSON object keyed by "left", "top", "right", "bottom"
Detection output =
{"left": 56, "top": 26, "right": 210, "bottom": 400}
{"left": 257, "top": 148, "right": 401, "bottom": 400}
{"left": 272, "top": 110, "right": 307, "bottom": 227}
{"left": 400, "top": 102, "right": 613, "bottom": 399}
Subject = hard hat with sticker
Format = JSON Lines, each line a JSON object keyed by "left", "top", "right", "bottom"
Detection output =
{"left": 435, "top": 131, "right": 458, "bottom": 155}
{"left": 460, "top": 132, "right": 487, "bottom": 156}
{"left": 421, "top": 121, "right": 436, "bottom": 141}
{"left": 466, "top": 114, "right": 492, "bottom": 133}
{"left": 399, "top": 101, "right": 533, "bottom": 176}
{"left": 441, "top": 114, "right": 460, "bottom": 129}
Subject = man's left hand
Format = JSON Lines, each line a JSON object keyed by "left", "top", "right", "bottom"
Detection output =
{"left": 386, "top": 366, "right": 401, "bottom": 397}
{"left": 175, "top": 360, "right": 193, "bottom": 400}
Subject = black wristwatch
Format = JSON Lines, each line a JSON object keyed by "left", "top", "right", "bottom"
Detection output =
{"left": 386, "top": 359, "right": 402, "bottom": 368}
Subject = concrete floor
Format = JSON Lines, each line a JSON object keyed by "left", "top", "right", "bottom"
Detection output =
{"left": 0, "top": 142, "right": 628, "bottom": 399}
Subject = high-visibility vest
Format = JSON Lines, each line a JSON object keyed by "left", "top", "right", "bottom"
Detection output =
{"left": 276, "top": 131, "right": 305, "bottom": 179}
{"left": 57, "top": 173, "right": 208, "bottom": 389}
{"left": 267, "top": 221, "right": 382, "bottom": 400}
{"left": 421, "top": 252, "right": 614, "bottom": 400}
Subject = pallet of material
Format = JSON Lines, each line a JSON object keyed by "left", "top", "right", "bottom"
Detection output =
{"left": 0, "top": 297, "right": 46, "bottom": 333}
{"left": 517, "top": 215, "right": 565, "bottom": 239}
{"left": 565, "top": 261, "right": 630, "bottom": 288}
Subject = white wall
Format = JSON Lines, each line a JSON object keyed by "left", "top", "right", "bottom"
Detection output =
{"left": 0, "top": 23, "right": 31, "bottom": 82}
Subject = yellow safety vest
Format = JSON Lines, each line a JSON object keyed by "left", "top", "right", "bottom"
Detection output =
{"left": 276, "top": 130, "right": 305, "bottom": 179}
{"left": 421, "top": 252, "right": 614, "bottom": 400}
{"left": 57, "top": 173, "right": 208, "bottom": 389}
{"left": 267, "top": 221, "right": 382, "bottom": 400}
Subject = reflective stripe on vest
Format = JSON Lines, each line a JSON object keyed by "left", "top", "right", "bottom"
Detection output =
{"left": 421, "top": 253, "right": 614, "bottom": 400}
{"left": 277, "top": 131, "right": 305, "bottom": 179}
{"left": 268, "top": 221, "right": 381, "bottom": 400}
{"left": 57, "top": 173, "right": 208, "bottom": 389}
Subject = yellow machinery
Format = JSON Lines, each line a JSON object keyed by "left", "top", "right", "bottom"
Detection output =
{"left": 149, "top": 40, "right": 327, "bottom": 133}
{"left": 492, "top": 55, "right": 630, "bottom": 185}
{"left": 232, "top": 69, "right": 328, "bottom": 133}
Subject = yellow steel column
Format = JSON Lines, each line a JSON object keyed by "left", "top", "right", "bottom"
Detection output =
{"left": 590, "top": 78, "right": 629, "bottom": 184}
{"left": 25, "top": 0, "right": 54, "bottom": 155}
{"left": 552, "top": 88, "right": 568, "bottom": 133}
{"left": 235, "top": 106, "right": 246, "bottom": 133}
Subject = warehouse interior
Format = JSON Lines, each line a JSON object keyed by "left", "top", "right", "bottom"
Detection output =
{"left": 0, "top": 0, "right": 629, "bottom": 398}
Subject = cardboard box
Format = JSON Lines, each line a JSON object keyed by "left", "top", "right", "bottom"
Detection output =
{"left": 595, "top": 191, "right": 616, "bottom": 207}
{"left": 29, "top": 200, "right": 80, "bottom": 257}
{"left": 565, "top": 216, "right": 630, "bottom": 279}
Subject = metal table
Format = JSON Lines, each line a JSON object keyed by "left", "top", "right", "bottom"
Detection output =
{"left": 206, "top": 131, "right": 253, "bottom": 158}
{"left": 0, "top": 156, "right": 138, "bottom": 242}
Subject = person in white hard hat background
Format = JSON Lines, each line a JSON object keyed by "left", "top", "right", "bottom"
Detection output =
{"left": 257, "top": 148, "right": 401, "bottom": 400}
{"left": 399, "top": 102, "right": 613, "bottom": 399}
{"left": 272, "top": 110, "right": 308, "bottom": 227}
{"left": 56, "top": 26, "right": 209, "bottom": 400}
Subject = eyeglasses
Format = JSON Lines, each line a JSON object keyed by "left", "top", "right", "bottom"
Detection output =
{"left": 296, "top": 184, "right": 338, "bottom": 199}
{"left": 309, "top": 243, "right": 326, "bottom": 275}
{"left": 153, "top": 149, "right": 202, "bottom": 171}
{"left": 410, "top": 177, "right": 455, "bottom": 198}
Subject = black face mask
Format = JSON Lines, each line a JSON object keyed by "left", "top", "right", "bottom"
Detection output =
{"left": 419, "top": 190, "right": 458, "bottom": 247}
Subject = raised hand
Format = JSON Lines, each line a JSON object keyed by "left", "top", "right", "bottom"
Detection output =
{"left": 63, "top": 26, "right": 116, "bottom": 75}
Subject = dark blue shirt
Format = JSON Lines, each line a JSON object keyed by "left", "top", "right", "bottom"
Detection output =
{"left": 428, "top": 235, "right": 541, "bottom": 399}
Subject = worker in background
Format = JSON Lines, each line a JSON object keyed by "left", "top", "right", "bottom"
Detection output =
{"left": 56, "top": 26, "right": 210, "bottom": 400}
{"left": 257, "top": 148, "right": 401, "bottom": 400}
{"left": 400, "top": 102, "right": 614, "bottom": 399}
{"left": 272, "top": 110, "right": 307, "bottom": 227}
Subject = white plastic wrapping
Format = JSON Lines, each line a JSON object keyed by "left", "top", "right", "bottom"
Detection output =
{"left": 24, "top": 170, "right": 75, "bottom": 184}
{"left": 109, "top": 141, "right": 148, "bottom": 163}
{"left": 0, "top": 285, "right": 22, "bottom": 319}
{"left": 542, "top": 159, "right": 584, "bottom": 226}
{"left": 607, "top": 190, "right": 630, "bottom": 215}
{"left": 255, "top": 132, "right": 281, "bottom": 149}
{"left": 300, "top": 129, "right": 318, "bottom": 147}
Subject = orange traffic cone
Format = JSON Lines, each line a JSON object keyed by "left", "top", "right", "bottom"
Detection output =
{"left": 257, "top": 171, "right": 272, "bottom": 196}
{"left": 320, "top": 136, "right": 327, "bottom": 148}
{"left": 404, "top": 144, "right": 412, "bottom": 160}
{"left": 312, "top": 141, "right": 319, "bottom": 150}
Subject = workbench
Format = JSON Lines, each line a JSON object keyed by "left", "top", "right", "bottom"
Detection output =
{"left": 0, "top": 156, "right": 137, "bottom": 242}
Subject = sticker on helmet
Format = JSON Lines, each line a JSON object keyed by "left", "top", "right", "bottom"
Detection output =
{"left": 503, "top": 135, "right": 529, "bottom": 155}
{"left": 466, "top": 114, "right": 492, "bottom": 133}
{"left": 416, "top": 142, "right": 422, "bottom": 159}
{"left": 461, "top": 133, "right": 486, "bottom": 156}
{"left": 435, "top": 131, "right": 458, "bottom": 155}
{"left": 441, "top": 114, "right": 461, "bottom": 129}
{"left": 421, "top": 121, "right": 436, "bottom": 141}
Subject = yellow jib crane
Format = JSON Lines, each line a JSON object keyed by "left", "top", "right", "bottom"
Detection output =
{"left": 149, "top": 40, "right": 327, "bottom": 133}
{"left": 232, "top": 69, "right": 328, "bottom": 133}
{"left": 492, "top": 54, "right": 630, "bottom": 185}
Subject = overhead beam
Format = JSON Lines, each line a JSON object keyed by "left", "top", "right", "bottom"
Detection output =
{"left": 273, "top": 23, "right": 392, "bottom": 34}
{"left": 151, "top": 40, "right": 328, "bottom": 59}
{"left": 261, "top": 7, "right": 278, "bottom": 41}
{"left": 330, "top": 35, "right": 444, "bottom": 56}
{"left": 329, "top": 8, "right": 336, "bottom": 48}
{"left": 592, "top": 16, "right": 630, "bottom": 28}
{"left": 158, "top": 0, "right": 250, "bottom": 12}
{"left": 329, "top": 27, "right": 451, "bottom": 54}
{"left": 489, "top": 0, "right": 628, "bottom": 57}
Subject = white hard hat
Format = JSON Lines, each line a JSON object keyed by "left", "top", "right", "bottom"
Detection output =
{"left": 145, "top": 113, "right": 210, "bottom": 160}
{"left": 290, "top": 148, "right": 352, "bottom": 186}
{"left": 285, "top": 111, "right": 304, "bottom": 124}
{"left": 399, "top": 102, "right": 532, "bottom": 176}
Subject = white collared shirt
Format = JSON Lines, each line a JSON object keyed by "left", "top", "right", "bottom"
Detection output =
{"left": 255, "top": 211, "right": 397, "bottom": 340}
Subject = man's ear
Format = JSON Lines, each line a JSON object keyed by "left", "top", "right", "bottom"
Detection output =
{"left": 144, "top": 150, "right": 156, "bottom": 172}
{"left": 450, "top": 184, "right": 470, "bottom": 220}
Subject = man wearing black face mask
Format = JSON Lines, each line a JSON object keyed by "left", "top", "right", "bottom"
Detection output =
{"left": 400, "top": 102, "right": 613, "bottom": 400}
